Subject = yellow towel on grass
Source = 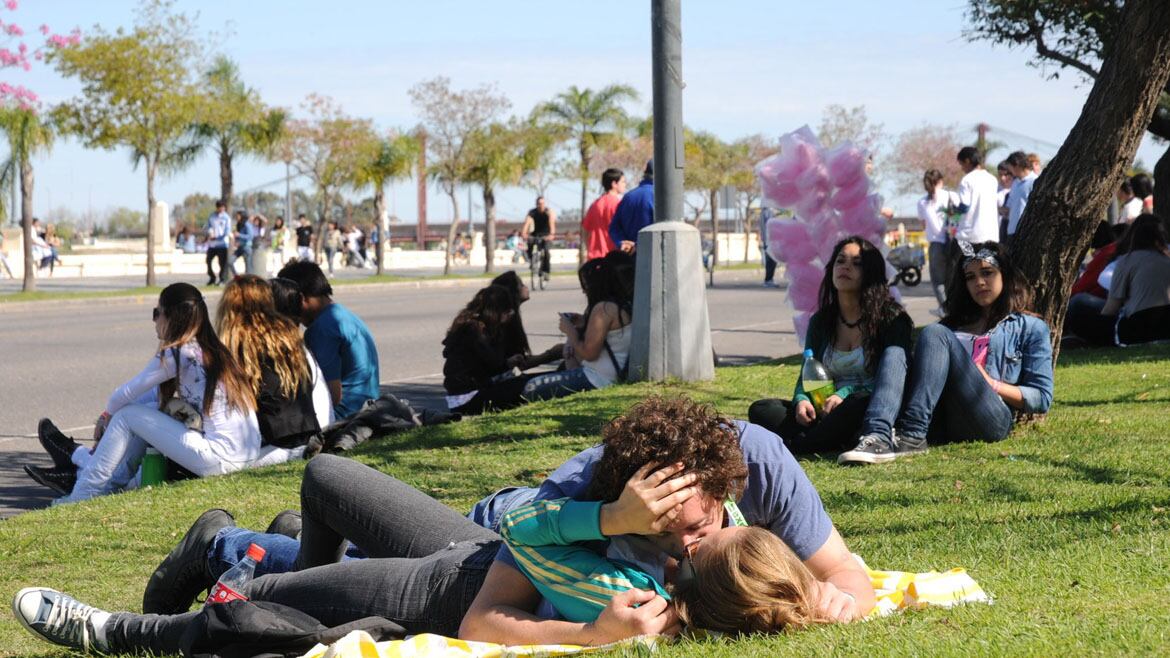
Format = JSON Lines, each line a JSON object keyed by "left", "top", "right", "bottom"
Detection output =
{"left": 298, "top": 560, "right": 991, "bottom": 658}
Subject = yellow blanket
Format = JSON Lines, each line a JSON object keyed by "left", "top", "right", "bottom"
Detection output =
{"left": 298, "top": 560, "right": 990, "bottom": 658}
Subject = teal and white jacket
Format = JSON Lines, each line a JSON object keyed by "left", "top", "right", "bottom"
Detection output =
{"left": 500, "top": 498, "right": 671, "bottom": 623}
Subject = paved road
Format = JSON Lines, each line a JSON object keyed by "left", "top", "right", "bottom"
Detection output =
{"left": 0, "top": 268, "right": 937, "bottom": 517}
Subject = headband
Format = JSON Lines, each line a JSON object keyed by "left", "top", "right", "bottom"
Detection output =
{"left": 959, "top": 241, "right": 1000, "bottom": 269}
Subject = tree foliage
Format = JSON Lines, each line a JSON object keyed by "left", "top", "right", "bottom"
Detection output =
{"left": 409, "top": 76, "right": 509, "bottom": 274}
{"left": 50, "top": 0, "right": 207, "bottom": 286}
{"left": 889, "top": 123, "right": 967, "bottom": 196}
{"left": 282, "top": 94, "right": 371, "bottom": 234}
{"left": 352, "top": 128, "right": 418, "bottom": 274}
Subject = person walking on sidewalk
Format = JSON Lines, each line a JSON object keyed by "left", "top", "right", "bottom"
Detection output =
{"left": 205, "top": 201, "right": 232, "bottom": 285}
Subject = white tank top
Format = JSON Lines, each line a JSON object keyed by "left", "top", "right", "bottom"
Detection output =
{"left": 583, "top": 323, "right": 632, "bottom": 388}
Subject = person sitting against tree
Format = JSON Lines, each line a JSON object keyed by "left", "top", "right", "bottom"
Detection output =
{"left": 26, "top": 283, "right": 262, "bottom": 502}
{"left": 215, "top": 275, "right": 333, "bottom": 460}
{"left": 520, "top": 254, "right": 633, "bottom": 401}
{"left": 839, "top": 241, "right": 1054, "bottom": 464}
{"left": 748, "top": 237, "right": 912, "bottom": 456}
{"left": 276, "top": 261, "right": 381, "bottom": 419}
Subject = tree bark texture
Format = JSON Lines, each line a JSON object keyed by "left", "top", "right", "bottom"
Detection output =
{"left": 444, "top": 189, "right": 460, "bottom": 276}
{"left": 483, "top": 186, "right": 496, "bottom": 274}
{"left": 1012, "top": 0, "right": 1170, "bottom": 359}
{"left": 220, "top": 138, "right": 233, "bottom": 209}
{"left": 146, "top": 158, "right": 158, "bottom": 288}
{"left": 20, "top": 159, "right": 34, "bottom": 293}
{"left": 374, "top": 187, "right": 386, "bottom": 276}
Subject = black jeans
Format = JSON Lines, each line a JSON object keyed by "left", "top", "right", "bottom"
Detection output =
{"left": 527, "top": 236, "right": 550, "bottom": 275}
{"left": 749, "top": 394, "right": 871, "bottom": 454}
{"left": 205, "top": 246, "right": 229, "bottom": 284}
{"left": 763, "top": 251, "right": 777, "bottom": 283}
{"left": 107, "top": 455, "right": 501, "bottom": 654}
{"left": 1118, "top": 304, "right": 1170, "bottom": 344}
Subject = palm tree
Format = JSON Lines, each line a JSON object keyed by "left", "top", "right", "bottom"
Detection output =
{"left": 191, "top": 56, "right": 282, "bottom": 208}
{"left": 536, "top": 84, "right": 639, "bottom": 258}
{"left": 0, "top": 107, "right": 54, "bottom": 292}
{"left": 352, "top": 130, "right": 418, "bottom": 275}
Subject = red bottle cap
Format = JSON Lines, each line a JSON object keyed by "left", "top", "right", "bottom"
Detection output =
{"left": 245, "top": 543, "right": 267, "bottom": 561}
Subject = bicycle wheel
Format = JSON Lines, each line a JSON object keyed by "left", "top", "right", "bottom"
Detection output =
{"left": 530, "top": 257, "right": 539, "bottom": 291}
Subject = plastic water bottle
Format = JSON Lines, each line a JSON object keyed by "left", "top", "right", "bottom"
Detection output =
{"left": 206, "top": 543, "right": 266, "bottom": 605}
{"left": 801, "top": 348, "right": 835, "bottom": 414}
{"left": 140, "top": 448, "right": 166, "bottom": 486}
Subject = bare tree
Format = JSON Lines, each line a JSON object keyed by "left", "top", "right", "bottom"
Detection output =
{"left": 889, "top": 123, "right": 967, "bottom": 196}
{"left": 409, "top": 77, "right": 509, "bottom": 275}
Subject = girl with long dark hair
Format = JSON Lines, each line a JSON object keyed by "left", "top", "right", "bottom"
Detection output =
{"left": 442, "top": 285, "right": 538, "bottom": 415}
{"left": 1098, "top": 213, "right": 1170, "bottom": 344}
{"left": 749, "top": 236, "right": 912, "bottom": 454}
{"left": 27, "top": 283, "right": 261, "bottom": 502}
{"left": 840, "top": 241, "right": 1054, "bottom": 464}
{"left": 488, "top": 270, "right": 563, "bottom": 369}
{"left": 521, "top": 253, "right": 634, "bottom": 401}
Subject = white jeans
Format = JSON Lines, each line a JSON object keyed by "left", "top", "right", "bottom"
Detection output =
{"left": 65, "top": 404, "right": 239, "bottom": 503}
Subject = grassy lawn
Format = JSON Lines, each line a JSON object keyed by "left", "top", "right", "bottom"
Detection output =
{"left": 1, "top": 345, "right": 1168, "bottom": 656}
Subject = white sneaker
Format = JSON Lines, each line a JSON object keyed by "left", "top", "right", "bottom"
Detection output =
{"left": 12, "top": 587, "right": 107, "bottom": 652}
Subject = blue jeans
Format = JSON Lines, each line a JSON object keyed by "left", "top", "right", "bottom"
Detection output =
{"left": 895, "top": 323, "right": 1014, "bottom": 443}
{"left": 521, "top": 366, "right": 596, "bottom": 402}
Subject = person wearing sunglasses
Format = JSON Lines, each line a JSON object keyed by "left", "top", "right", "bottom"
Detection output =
{"left": 26, "top": 283, "right": 262, "bottom": 502}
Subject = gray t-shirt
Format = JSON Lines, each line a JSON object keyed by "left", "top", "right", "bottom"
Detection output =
{"left": 489, "top": 420, "right": 835, "bottom": 617}
{"left": 1109, "top": 249, "right": 1170, "bottom": 316}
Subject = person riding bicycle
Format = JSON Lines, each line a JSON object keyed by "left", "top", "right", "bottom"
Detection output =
{"left": 521, "top": 196, "right": 556, "bottom": 280}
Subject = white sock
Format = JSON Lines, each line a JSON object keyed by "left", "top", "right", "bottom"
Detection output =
{"left": 71, "top": 445, "right": 90, "bottom": 468}
{"left": 90, "top": 610, "right": 110, "bottom": 650}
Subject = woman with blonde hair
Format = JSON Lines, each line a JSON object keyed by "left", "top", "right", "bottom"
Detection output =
{"left": 27, "top": 283, "right": 261, "bottom": 501}
{"left": 216, "top": 275, "right": 332, "bottom": 461}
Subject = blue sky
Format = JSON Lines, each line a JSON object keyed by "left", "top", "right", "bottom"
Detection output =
{"left": 6, "top": 0, "right": 1161, "bottom": 224}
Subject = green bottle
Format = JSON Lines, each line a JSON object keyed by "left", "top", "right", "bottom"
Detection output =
{"left": 801, "top": 348, "right": 835, "bottom": 414}
{"left": 141, "top": 448, "right": 167, "bottom": 486}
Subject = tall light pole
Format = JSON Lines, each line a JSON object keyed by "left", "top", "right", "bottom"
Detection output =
{"left": 628, "top": 0, "right": 715, "bottom": 382}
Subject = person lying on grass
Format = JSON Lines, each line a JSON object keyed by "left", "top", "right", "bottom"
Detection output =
{"left": 130, "top": 396, "right": 869, "bottom": 625}
{"left": 839, "top": 240, "right": 1054, "bottom": 465}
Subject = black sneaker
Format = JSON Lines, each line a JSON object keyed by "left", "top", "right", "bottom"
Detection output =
{"left": 838, "top": 432, "right": 928, "bottom": 465}
{"left": 12, "top": 587, "right": 107, "bottom": 652}
{"left": 23, "top": 465, "right": 76, "bottom": 497}
{"left": 142, "top": 509, "right": 235, "bottom": 614}
{"left": 37, "top": 419, "right": 81, "bottom": 471}
{"left": 265, "top": 510, "right": 302, "bottom": 539}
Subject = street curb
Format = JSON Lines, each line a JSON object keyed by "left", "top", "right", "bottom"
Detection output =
{"left": 0, "top": 275, "right": 510, "bottom": 312}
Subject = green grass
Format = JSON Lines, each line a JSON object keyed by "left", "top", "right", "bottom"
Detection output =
{"left": 0, "top": 287, "right": 168, "bottom": 304}
{"left": 2, "top": 345, "right": 1169, "bottom": 656}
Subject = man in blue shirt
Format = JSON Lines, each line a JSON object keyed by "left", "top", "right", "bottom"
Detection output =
{"left": 608, "top": 160, "right": 654, "bottom": 254}
{"left": 204, "top": 200, "right": 232, "bottom": 285}
{"left": 230, "top": 210, "right": 257, "bottom": 276}
{"left": 276, "top": 261, "right": 380, "bottom": 418}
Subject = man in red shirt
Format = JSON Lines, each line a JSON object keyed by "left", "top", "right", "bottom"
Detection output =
{"left": 581, "top": 168, "right": 626, "bottom": 259}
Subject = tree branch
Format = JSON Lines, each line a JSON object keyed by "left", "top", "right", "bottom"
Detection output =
{"left": 1030, "top": 21, "right": 1100, "bottom": 79}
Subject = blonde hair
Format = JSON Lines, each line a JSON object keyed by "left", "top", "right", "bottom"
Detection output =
{"left": 671, "top": 527, "right": 826, "bottom": 634}
{"left": 215, "top": 275, "right": 312, "bottom": 400}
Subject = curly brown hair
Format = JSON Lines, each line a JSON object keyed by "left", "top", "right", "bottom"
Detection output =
{"left": 586, "top": 396, "right": 748, "bottom": 503}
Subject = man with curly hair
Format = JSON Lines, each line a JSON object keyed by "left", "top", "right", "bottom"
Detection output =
{"left": 68, "top": 396, "right": 869, "bottom": 655}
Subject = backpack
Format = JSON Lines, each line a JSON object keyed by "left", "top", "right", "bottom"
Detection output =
{"left": 179, "top": 599, "right": 406, "bottom": 658}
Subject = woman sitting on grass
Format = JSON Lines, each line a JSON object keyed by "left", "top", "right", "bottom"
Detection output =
{"left": 26, "top": 282, "right": 261, "bottom": 502}
{"left": 521, "top": 253, "right": 634, "bottom": 401}
{"left": 748, "top": 236, "right": 913, "bottom": 455}
{"left": 1098, "top": 214, "right": 1170, "bottom": 346}
{"left": 216, "top": 275, "right": 333, "bottom": 461}
{"left": 839, "top": 241, "right": 1054, "bottom": 465}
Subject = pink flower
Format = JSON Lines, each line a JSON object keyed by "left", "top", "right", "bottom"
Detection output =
{"left": 6, "top": 23, "right": 22, "bottom": 36}
{"left": 5, "top": 1, "right": 17, "bottom": 10}
{"left": 39, "top": 23, "right": 48, "bottom": 35}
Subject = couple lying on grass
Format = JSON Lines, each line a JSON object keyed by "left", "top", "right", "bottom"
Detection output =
{"left": 14, "top": 396, "right": 875, "bottom": 654}
{"left": 750, "top": 237, "right": 1054, "bottom": 464}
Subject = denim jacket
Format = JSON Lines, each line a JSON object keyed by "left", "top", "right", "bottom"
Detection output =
{"left": 983, "top": 313, "right": 1054, "bottom": 414}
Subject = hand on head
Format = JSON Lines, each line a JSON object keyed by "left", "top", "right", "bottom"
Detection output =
{"left": 599, "top": 462, "right": 699, "bottom": 538}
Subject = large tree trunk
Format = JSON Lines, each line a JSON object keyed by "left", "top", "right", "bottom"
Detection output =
{"left": 1013, "top": 0, "right": 1170, "bottom": 360}
{"left": 220, "top": 139, "right": 233, "bottom": 209}
{"left": 444, "top": 188, "right": 461, "bottom": 276}
{"left": 20, "top": 158, "right": 34, "bottom": 293}
{"left": 375, "top": 186, "right": 387, "bottom": 276}
{"left": 146, "top": 158, "right": 158, "bottom": 288}
{"left": 483, "top": 185, "right": 496, "bottom": 274}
